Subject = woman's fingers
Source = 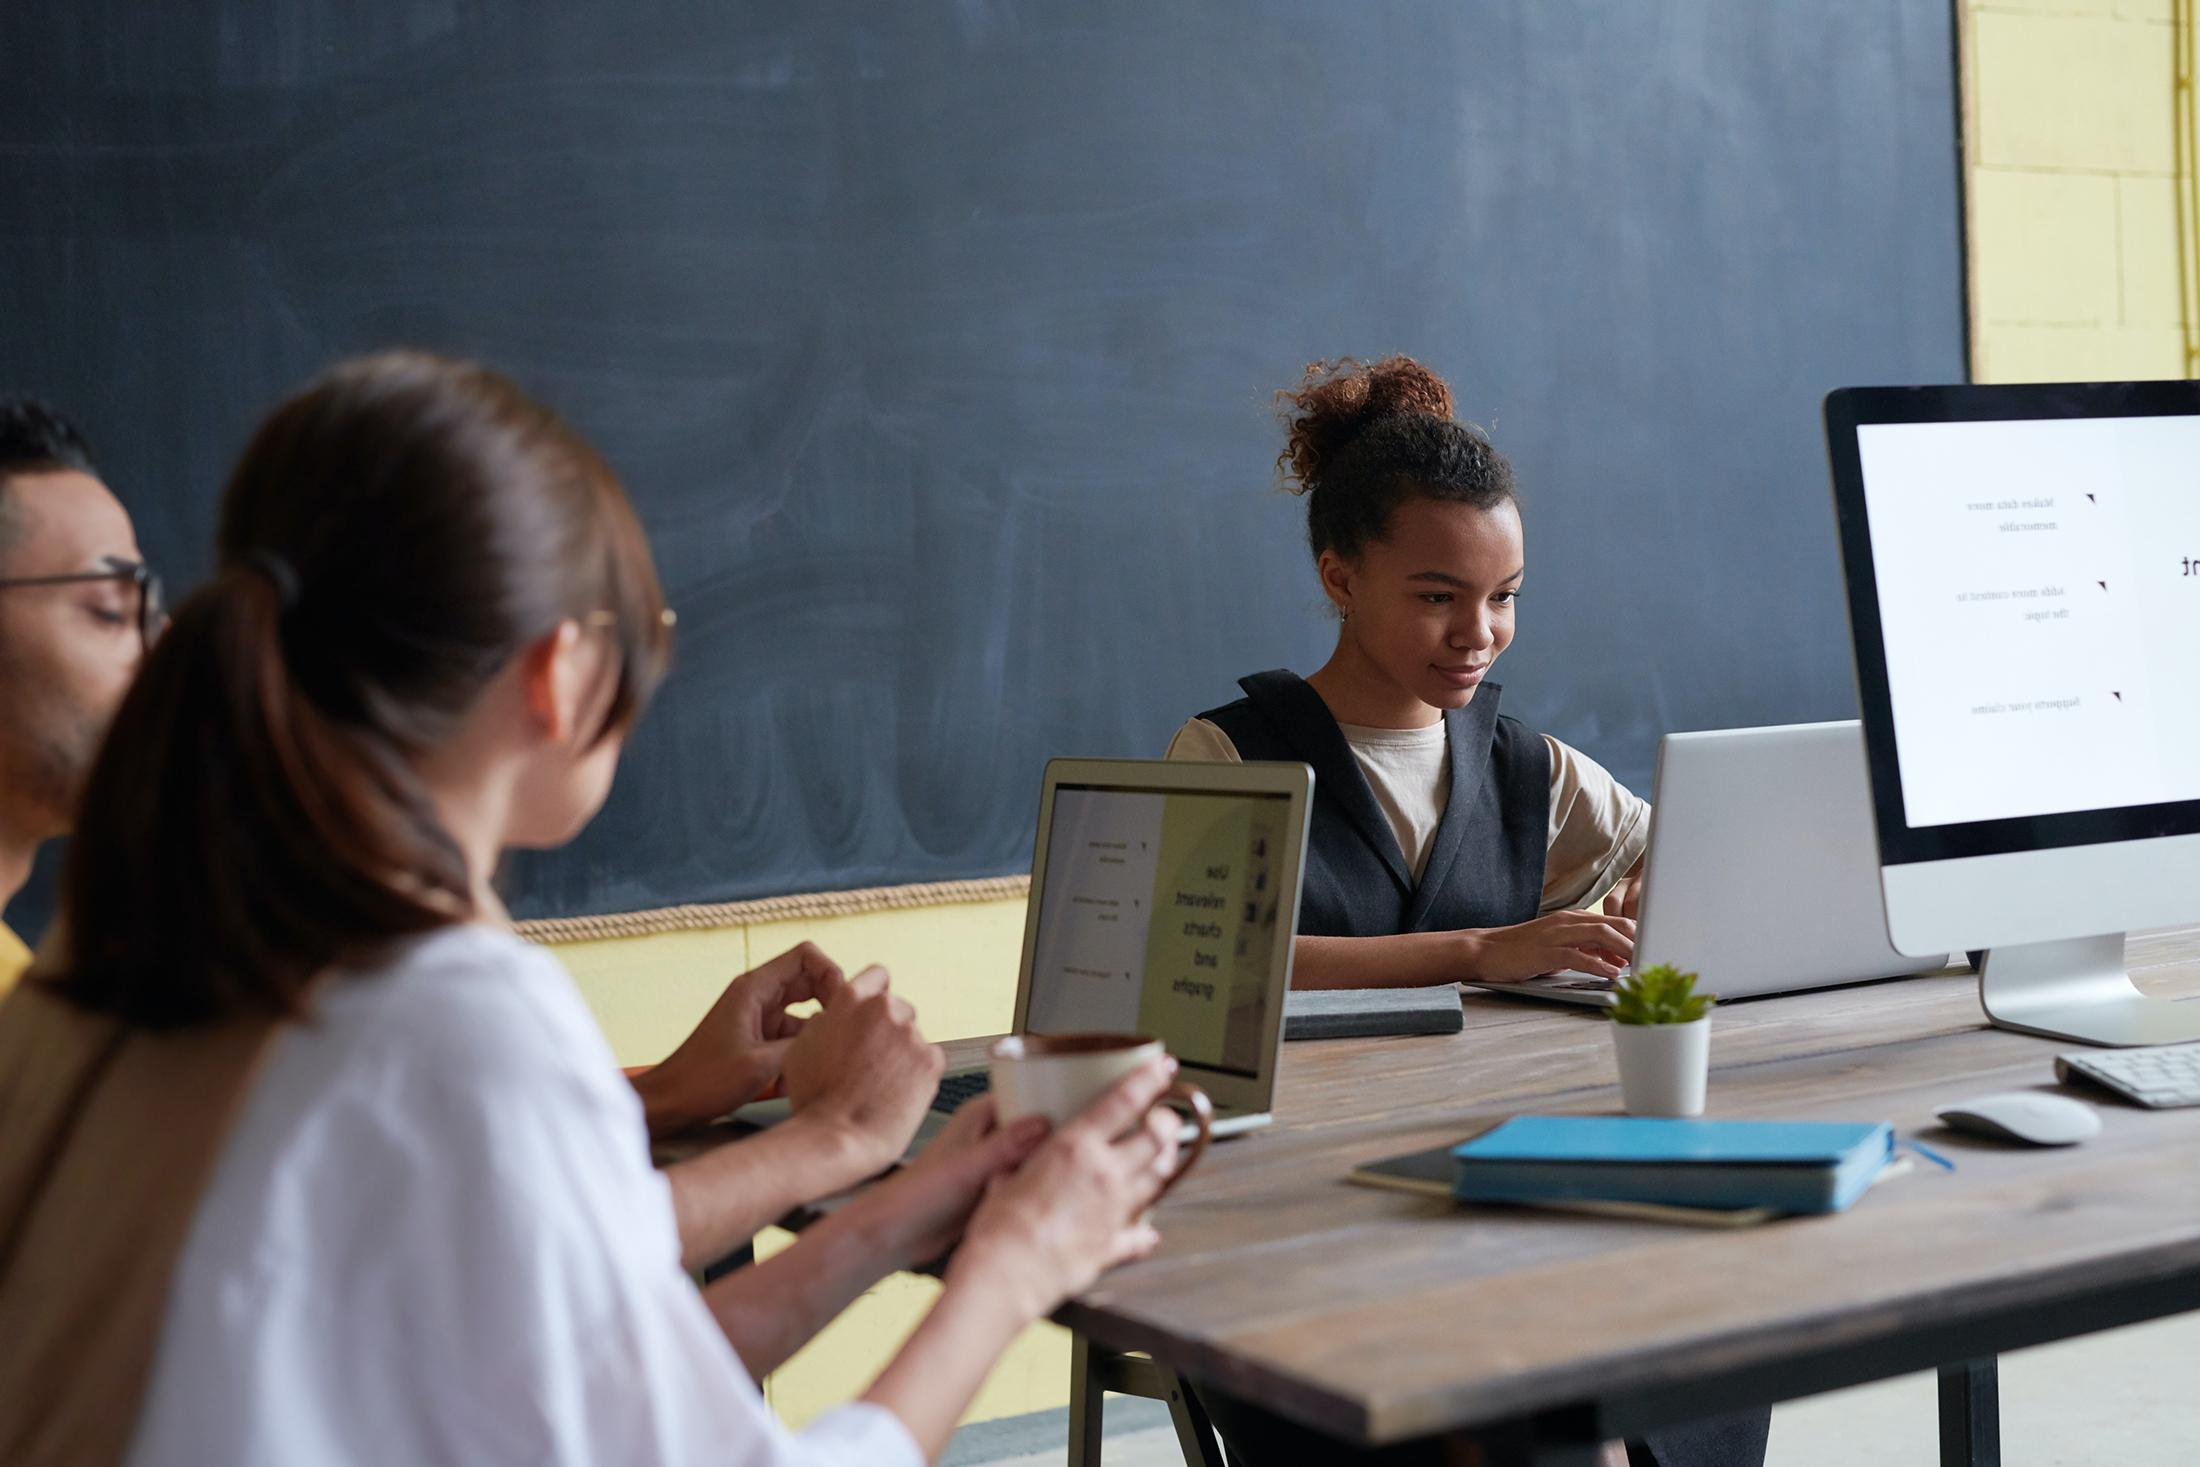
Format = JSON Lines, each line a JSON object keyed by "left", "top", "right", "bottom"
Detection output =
{"left": 1562, "top": 913, "right": 1635, "bottom": 944}
{"left": 1145, "top": 1118, "right": 1182, "bottom": 1197}
{"left": 929, "top": 1093, "right": 999, "bottom": 1150}
{"left": 1115, "top": 1104, "right": 1181, "bottom": 1192}
{"left": 1061, "top": 1056, "right": 1175, "bottom": 1145}
{"left": 1111, "top": 1221, "right": 1164, "bottom": 1268}
{"left": 844, "top": 964, "right": 892, "bottom": 1001}
{"left": 1585, "top": 924, "right": 1635, "bottom": 957}
{"left": 963, "top": 1109, "right": 1049, "bottom": 1176}
{"left": 759, "top": 940, "right": 845, "bottom": 1005}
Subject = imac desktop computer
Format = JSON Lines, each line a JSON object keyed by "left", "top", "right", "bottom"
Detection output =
{"left": 1825, "top": 381, "right": 2200, "bottom": 1047}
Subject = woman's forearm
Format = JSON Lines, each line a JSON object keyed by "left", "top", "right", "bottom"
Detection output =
{"left": 697, "top": 1185, "right": 907, "bottom": 1376}
{"left": 664, "top": 1116, "right": 875, "bottom": 1271}
{"left": 1291, "top": 931, "right": 1474, "bottom": 989}
{"left": 861, "top": 1274, "right": 1032, "bottom": 1461}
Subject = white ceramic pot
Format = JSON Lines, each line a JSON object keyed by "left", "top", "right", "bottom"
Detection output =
{"left": 1610, "top": 1015, "right": 1711, "bottom": 1118}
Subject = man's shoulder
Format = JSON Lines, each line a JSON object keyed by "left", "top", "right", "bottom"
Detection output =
{"left": 0, "top": 920, "right": 31, "bottom": 993}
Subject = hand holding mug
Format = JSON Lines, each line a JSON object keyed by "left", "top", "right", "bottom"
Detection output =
{"left": 949, "top": 1054, "right": 1193, "bottom": 1320}
{"left": 989, "top": 1032, "right": 1212, "bottom": 1196}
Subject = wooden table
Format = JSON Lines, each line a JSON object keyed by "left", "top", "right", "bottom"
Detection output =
{"left": 980, "top": 927, "right": 2200, "bottom": 1466}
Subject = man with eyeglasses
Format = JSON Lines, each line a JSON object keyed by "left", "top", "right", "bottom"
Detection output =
{"left": 0, "top": 400, "right": 160, "bottom": 990}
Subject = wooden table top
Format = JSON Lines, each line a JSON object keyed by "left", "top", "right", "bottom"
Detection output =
{"left": 955, "top": 929, "right": 2200, "bottom": 1445}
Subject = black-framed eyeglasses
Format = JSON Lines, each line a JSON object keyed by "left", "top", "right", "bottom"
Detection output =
{"left": 0, "top": 555, "right": 166, "bottom": 650}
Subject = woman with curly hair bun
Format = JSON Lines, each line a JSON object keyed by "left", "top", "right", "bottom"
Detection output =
{"left": 1166, "top": 354, "right": 1766, "bottom": 1467}
{"left": 1169, "top": 354, "right": 1648, "bottom": 990}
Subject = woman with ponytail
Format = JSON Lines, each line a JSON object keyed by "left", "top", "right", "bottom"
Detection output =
{"left": 0, "top": 352, "right": 1183, "bottom": 1466}
{"left": 1168, "top": 357, "right": 1767, "bottom": 1467}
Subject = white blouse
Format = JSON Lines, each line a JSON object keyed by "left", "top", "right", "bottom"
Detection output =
{"left": 128, "top": 924, "right": 921, "bottom": 1467}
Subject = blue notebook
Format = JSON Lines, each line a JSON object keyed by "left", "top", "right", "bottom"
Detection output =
{"left": 1450, "top": 1116, "right": 1896, "bottom": 1215}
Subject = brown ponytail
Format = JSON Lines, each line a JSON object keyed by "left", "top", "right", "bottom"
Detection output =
{"left": 1276, "top": 355, "right": 1515, "bottom": 562}
{"left": 45, "top": 351, "right": 670, "bottom": 1029}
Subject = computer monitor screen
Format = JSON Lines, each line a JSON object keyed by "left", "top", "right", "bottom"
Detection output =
{"left": 1827, "top": 382, "right": 2200, "bottom": 1045}
{"left": 1023, "top": 783, "right": 1291, "bottom": 1078}
{"left": 1857, "top": 413, "right": 2200, "bottom": 827}
{"left": 1829, "top": 385, "right": 2200, "bottom": 866}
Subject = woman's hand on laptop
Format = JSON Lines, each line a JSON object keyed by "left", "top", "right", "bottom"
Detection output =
{"left": 782, "top": 964, "right": 947, "bottom": 1177}
{"left": 1463, "top": 911, "right": 1637, "bottom": 983}
{"left": 632, "top": 940, "right": 848, "bottom": 1136}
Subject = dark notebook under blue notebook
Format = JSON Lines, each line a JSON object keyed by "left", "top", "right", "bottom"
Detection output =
{"left": 1450, "top": 1116, "right": 1897, "bottom": 1215}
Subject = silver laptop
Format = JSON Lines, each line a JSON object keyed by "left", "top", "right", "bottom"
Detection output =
{"left": 740, "top": 757, "right": 1314, "bottom": 1149}
{"left": 916, "top": 757, "right": 1314, "bottom": 1143}
{"left": 1474, "top": 721, "right": 1936, "bottom": 1007}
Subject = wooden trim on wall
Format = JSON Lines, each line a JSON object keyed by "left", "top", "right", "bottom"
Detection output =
{"left": 513, "top": 873, "right": 1032, "bottom": 944}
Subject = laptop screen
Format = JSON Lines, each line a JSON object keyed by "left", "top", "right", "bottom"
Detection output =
{"left": 1024, "top": 783, "right": 1292, "bottom": 1078}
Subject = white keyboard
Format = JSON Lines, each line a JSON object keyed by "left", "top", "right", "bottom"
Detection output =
{"left": 2056, "top": 1043, "right": 2200, "bottom": 1109}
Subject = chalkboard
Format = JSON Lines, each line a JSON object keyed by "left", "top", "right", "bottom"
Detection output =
{"left": 0, "top": 2, "right": 1963, "bottom": 930}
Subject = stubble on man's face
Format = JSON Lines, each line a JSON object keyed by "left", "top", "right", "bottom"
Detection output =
{"left": 0, "top": 630, "right": 107, "bottom": 832}
{"left": 0, "top": 470, "right": 146, "bottom": 841}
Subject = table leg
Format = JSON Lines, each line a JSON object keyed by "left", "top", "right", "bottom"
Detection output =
{"left": 1163, "top": 1372, "right": 1227, "bottom": 1467}
{"left": 1936, "top": 1359, "right": 2001, "bottom": 1467}
{"left": 1068, "top": 1332, "right": 1105, "bottom": 1467}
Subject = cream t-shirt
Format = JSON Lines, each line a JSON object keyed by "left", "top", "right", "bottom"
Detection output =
{"left": 1165, "top": 716, "right": 1648, "bottom": 914}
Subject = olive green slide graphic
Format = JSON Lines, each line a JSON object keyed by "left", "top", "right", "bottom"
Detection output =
{"left": 1136, "top": 793, "right": 1286, "bottom": 1075}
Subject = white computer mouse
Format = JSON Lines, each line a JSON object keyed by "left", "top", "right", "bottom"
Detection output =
{"left": 1934, "top": 1091, "right": 2101, "bottom": 1146}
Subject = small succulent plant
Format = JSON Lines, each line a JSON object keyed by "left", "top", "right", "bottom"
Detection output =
{"left": 1609, "top": 963, "right": 1716, "bottom": 1026}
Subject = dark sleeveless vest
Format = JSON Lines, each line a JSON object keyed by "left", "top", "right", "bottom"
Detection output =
{"left": 1196, "top": 670, "right": 1550, "bottom": 939}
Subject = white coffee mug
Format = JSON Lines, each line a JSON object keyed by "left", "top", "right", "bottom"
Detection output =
{"left": 990, "top": 1032, "right": 1214, "bottom": 1196}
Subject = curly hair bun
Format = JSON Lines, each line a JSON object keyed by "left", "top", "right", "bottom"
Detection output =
{"left": 1276, "top": 355, "right": 1454, "bottom": 495}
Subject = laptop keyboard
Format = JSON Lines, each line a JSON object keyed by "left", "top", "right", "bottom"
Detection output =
{"left": 931, "top": 1071, "right": 993, "bottom": 1114}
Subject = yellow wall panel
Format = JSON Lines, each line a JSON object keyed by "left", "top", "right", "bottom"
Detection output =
{"left": 1965, "top": 0, "right": 2182, "bottom": 384}
{"left": 1972, "top": 322, "right": 2186, "bottom": 381}
{"left": 2116, "top": 173, "right": 2185, "bottom": 326}
{"left": 744, "top": 897, "right": 1029, "bottom": 1042}
{"left": 1973, "top": 11, "right": 2174, "bottom": 174}
{"left": 1974, "top": 0, "right": 2141, "bottom": 18}
{"left": 554, "top": 925, "right": 751, "bottom": 1068}
{"left": 754, "top": 1226, "right": 1071, "bottom": 1430}
{"left": 1969, "top": 168, "right": 2122, "bottom": 324}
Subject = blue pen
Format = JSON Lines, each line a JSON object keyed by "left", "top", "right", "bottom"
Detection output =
{"left": 1906, "top": 1139, "right": 1956, "bottom": 1172}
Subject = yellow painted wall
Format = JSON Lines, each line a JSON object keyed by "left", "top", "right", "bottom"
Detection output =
{"left": 1964, "top": 0, "right": 2183, "bottom": 381}
{"left": 548, "top": 4, "right": 2190, "bottom": 1432}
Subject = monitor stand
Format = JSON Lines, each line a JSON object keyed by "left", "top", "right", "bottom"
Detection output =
{"left": 1980, "top": 934, "right": 2200, "bottom": 1047}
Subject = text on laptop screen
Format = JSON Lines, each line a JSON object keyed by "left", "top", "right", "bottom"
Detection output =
{"left": 1856, "top": 415, "right": 2200, "bottom": 828}
{"left": 1024, "top": 785, "right": 1291, "bottom": 1077}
